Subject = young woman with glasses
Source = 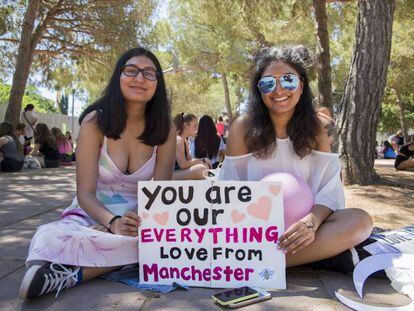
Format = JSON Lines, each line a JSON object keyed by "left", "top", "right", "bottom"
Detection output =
{"left": 219, "top": 45, "right": 373, "bottom": 273}
{"left": 19, "top": 47, "right": 176, "bottom": 300}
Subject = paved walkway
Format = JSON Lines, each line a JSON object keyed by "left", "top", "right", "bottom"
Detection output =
{"left": 0, "top": 164, "right": 411, "bottom": 310}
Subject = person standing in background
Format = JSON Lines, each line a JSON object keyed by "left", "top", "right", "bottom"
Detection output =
{"left": 20, "top": 104, "right": 38, "bottom": 146}
{"left": 215, "top": 116, "right": 225, "bottom": 139}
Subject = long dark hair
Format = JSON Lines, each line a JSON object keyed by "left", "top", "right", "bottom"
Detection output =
{"left": 51, "top": 127, "right": 66, "bottom": 143}
{"left": 34, "top": 123, "right": 57, "bottom": 148}
{"left": 246, "top": 45, "right": 320, "bottom": 158}
{"left": 173, "top": 113, "right": 196, "bottom": 135}
{"left": 0, "top": 122, "right": 23, "bottom": 155}
{"left": 194, "top": 115, "right": 221, "bottom": 159}
{"left": 80, "top": 47, "right": 171, "bottom": 146}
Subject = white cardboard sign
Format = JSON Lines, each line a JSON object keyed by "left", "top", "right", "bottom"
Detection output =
{"left": 137, "top": 180, "right": 286, "bottom": 289}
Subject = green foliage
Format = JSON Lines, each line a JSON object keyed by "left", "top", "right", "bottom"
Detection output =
{"left": 162, "top": 0, "right": 317, "bottom": 116}
{"left": 0, "top": 82, "right": 57, "bottom": 113}
{"left": 58, "top": 93, "right": 69, "bottom": 115}
{"left": 0, "top": 0, "right": 158, "bottom": 111}
{"left": 379, "top": 0, "right": 414, "bottom": 132}
{"left": 165, "top": 71, "right": 237, "bottom": 118}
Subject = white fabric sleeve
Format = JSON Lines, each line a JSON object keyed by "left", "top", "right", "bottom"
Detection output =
{"left": 218, "top": 154, "right": 250, "bottom": 181}
{"left": 309, "top": 152, "right": 345, "bottom": 211}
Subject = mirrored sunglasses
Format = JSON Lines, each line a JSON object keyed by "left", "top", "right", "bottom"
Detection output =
{"left": 257, "top": 74, "right": 300, "bottom": 94}
{"left": 122, "top": 65, "right": 158, "bottom": 81}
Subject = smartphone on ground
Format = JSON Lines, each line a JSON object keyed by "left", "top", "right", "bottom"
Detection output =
{"left": 227, "top": 287, "right": 271, "bottom": 309}
{"left": 212, "top": 286, "right": 259, "bottom": 306}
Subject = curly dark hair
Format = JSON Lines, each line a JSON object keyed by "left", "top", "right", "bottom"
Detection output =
{"left": 245, "top": 45, "right": 320, "bottom": 159}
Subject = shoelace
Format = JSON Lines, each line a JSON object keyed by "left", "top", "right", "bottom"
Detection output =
{"left": 40, "top": 263, "right": 80, "bottom": 298}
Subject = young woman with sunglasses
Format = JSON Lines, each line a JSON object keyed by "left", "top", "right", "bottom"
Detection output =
{"left": 19, "top": 47, "right": 176, "bottom": 300}
{"left": 219, "top": 46, "right": 373, "bottom": 272}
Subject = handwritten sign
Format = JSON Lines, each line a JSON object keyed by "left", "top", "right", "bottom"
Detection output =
{"left": 137, "top": 181, "right": 286, "bottom": 289}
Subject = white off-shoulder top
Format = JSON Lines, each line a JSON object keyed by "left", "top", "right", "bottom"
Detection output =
{"left": 218, "top": 138, "right": 345, "bottom": 211}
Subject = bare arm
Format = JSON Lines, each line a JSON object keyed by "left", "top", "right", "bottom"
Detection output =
{"left": 316, "top": 113, "right": 336, "bottom": 153}
{"left": 29, "top": 143, "right": 41, "bottom": 156}
{"left": 153, "top": 126, "right": 177, "bottom": 180}
{"left": 0, "top": 137, "right": 8, "bottom": 149}
{"left": 175, "top": 136, "right": 205, "bottom": 169}
{"left": 75, "top": 112, "right": 115, "bottom": 229}
{"left": 306, "top": 115, "right": 339, "bottom": 223}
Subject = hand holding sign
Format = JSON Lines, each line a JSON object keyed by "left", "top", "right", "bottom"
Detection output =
{"left": 279, "top": 221, "right": 316, "bottom": 254}
{"left": 110, "top": 211, "right": 141, "bottom": 237}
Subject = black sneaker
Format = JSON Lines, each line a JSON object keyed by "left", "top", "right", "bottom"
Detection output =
{"left": 19, "top": 263, "right": 80, "bottom": 300}
{"left": 312, "top": 238, "right": 377, "bottom": 274}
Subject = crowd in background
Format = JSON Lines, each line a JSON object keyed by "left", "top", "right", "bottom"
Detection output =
{"left": 0, "top": 104, "right": 75, "bottom": 172}
{"left": 375, "top": 129, "right": 414, "bottom": 171}
{"left": 0, "top": 102, "right": 231, "bottom": 176}
{"left": 2, "top": 104, "right": 412, "bottom": 174}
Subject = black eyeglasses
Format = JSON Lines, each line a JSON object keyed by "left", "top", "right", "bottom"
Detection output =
{"left": 121, "top": 65, "right": 159, "bottom": 81}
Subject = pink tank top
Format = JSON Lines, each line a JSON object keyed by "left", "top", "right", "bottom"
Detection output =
{"left": 95, "top": 137, "right": 158, "bottom": 216}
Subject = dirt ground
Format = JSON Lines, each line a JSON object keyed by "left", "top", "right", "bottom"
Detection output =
{"left": 345, "top": 159, "right": 414, "bottom": 229}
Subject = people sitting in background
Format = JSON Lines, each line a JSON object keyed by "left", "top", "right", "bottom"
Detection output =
{"left": 15, "top": 123, "right": 26, "bottom": 145}
{"left": 65, "top": 131, "right": 76, "bottom": 161}
{"left": 30, "top": 123, "right": 60, "bottom": 168}
{"left": 172, "top": 113, "right": 211, "bottom": 180}
{"left": 381, "top": 140, "right": 397, "bottom": 159}
{"left": 51, "top": 127, "right": 74, "bottom": 163}
{"left": 191, "top": 115, "right": 226, "bottom": 169}
{"left": 16, "top": 123, "right": 32, "bottom": 155}
{"left": 395, "top": 135, "right": 414, "bottom": 171}
{"left": 20, "top": 104, "right": 37, "bottom": 147}
{"left": 388, "top": 129, "right": 404, "bottom": 152}
{"left": 0, "top": 122, "right": 24, "bottom": 172}
{"left": 65, "top": 131, "right": 74, "bottom": 148}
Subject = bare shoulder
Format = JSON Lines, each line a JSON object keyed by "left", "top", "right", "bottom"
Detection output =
{"left": 160, "top": 124, "right": 177, "bottom": 147}
{"left": 81, "top": 111, "right": 98, "bottom": 124}
{"left": 78, "top": 111, "right": 102, "bottom": 145}
{"left": 316, "top": 112, "right": 336, "bottom": 152}
{"left": 226, "top": 115, "right": 249, "bottom": 156}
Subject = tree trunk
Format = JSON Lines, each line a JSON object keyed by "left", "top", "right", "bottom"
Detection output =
{"left": 337, "top": 0, "right": 395, "bottom": 185}
{"left": 313, "top": 0, "right": 333, "bottom": 114}
{"left": 221, "top": 72, "right": 233, "bottom": 124}
{"left": 4, "top": 0, "right": 41, "bottom": 126}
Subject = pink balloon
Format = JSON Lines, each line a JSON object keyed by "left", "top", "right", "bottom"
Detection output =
{"left": 261, "top": 173, "right": 313, "bottom": 229}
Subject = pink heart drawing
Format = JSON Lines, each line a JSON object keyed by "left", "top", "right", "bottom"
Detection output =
{"left": 153, "top": 212, "right": 169, "bottom": 225}
{"left": 231, "top": 210, "right": 246, "bottom": 224}
{"left": 268, "top": 185, "right": 281, "bottom": 196}
{"left": 141, "top": 212, "right": 149, "bottom": 220}
{"left": 247, "top": 196, "right": 272, "bottom": 221}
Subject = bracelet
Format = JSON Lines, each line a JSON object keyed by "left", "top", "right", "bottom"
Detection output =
{"left": 107, "top": 215, "right": 121, "bottom": 233}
